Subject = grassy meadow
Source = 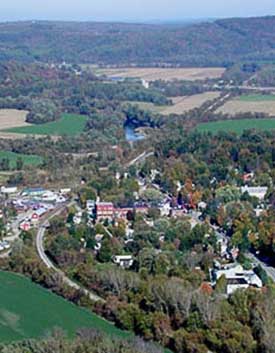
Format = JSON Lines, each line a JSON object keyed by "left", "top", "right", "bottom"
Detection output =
{"left": 237, "top": 94, "right": 275, "bottom": 101}
{"left": 196, "top": 118, "right": 275, "bottom": 134}
{"left": 0, "top": 271, "right": 128, "bottom": 343}
{"left": 0, "top": 151, "right": 43, "bottom": 168}
{"left": 5, "top": 114, "right": 88, "bottom": 137}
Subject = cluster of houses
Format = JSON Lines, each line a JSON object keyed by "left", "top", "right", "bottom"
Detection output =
{"left": 84, "top": 200, "right": 149, "bottom": 223}
{"left": 1, "top": 186, "right": 71, "bottom": 232}
{"left": 84, "top": 197, "right": 190, "bottom": 224}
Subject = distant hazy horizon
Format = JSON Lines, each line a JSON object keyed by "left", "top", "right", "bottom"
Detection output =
{"left": 0, "top": 0, "right": 274, "bottom": 23}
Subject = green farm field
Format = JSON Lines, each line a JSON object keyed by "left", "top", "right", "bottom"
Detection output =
{"left": 0, "top": 151, "right": 42, "bottom": 168}
{"left": 0, "top": 271, "right": 128, "bottom": 343}
{"left": 5, "top": 114, "right": 88, "bottom": 137}
{"left": 238, "top": 94, "right": 275, "bottom": 101}
{"left": 196, "top": 118, "right": 275, "bottom": 134}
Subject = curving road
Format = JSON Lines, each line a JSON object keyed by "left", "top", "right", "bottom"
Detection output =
{"left": 246, "top": 252, "right": 275, "bottom": 283}
{"left": 36, "top": 203, "right": 104, "bottom": 302}
{"left": 127, "top": 151, "right": 154, "bottom": 167}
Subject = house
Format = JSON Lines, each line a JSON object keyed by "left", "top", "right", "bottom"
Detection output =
{"left": 135, "top": 206, "right": 149, "bottom": 215}
{"left": 112, "top": 255, "right": 134, "bottom": 269}
{"left": 171, "top": 208, "right": 187, "bottom": 218}
{"left": 243, "top": 172, "right": 254, "bottom": 182}
{"left": 125, "top": 227, "right": 134, "bottom": 239}
{"left": 114, "top": 207, "right": 133, "bottom": 220}
{"left": 240, "top": 186, "right": 268, "bottom": 200}
{"left": 159, "top": 201, "right": 171, "bottom": 217}
{"left": 31, "top": 207, "right": 47, "bottom": 224}
{"left": 96, "top": 202, "right": 114, "bottom": 220}
{"left": 20, "top": 221, "right": 31, "bottom": 232}
{"left": 213, "top": 264, "right": 263, "bottom": 295}
{"left": 41, "top": 191, "right": 57, "bottom": 202}
{"left": 86, "top": 200, "right": 95, "bottom": 214}
{"left": 73, "top": 211, "right": 82, "bottom": 225}
{"left": 198, "top": 201, "right": 207, "bottom": 210}
{"left": 141, "top": 79, "right": 149, "bottom": 89}
{"left": 60, "top": 188, "right": 71, "bottom": 194}
{"left": 217, "top": 238, "right": 228, "bottom": 257}
{"left": 56, "top": 195, "right": 66, "bottom": 203}
{"left": 1, "top": 186, "right": 18, "bottom": 194}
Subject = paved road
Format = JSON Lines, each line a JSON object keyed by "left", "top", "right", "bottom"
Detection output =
{"left": 128, "top": 151, "right": 154, "bottom": 167}
{"left": 36, "top": 203, "right": 104, "bottom": 302}
{"left": 246, "top": 252, "right": 275, "bottom": 282}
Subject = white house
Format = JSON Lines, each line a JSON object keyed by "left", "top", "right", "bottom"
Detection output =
{"left": 60, "top": 188, "right": 71, "bottom": 195}
{"left": 141, "top": 79, "right": 149, "bottom": 89}
{"left": 112, "top": 255, "right": 134, "bottom": 269}
{"left": 217, "top": 238, "right": 228, "bottom": 257}
{"left": 160, "top": 201, "right": 171, "bottom": 217}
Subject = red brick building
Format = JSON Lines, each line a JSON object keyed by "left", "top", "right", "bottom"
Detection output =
{"left": 96, "top": 202, "right": 114, "bottom": 220}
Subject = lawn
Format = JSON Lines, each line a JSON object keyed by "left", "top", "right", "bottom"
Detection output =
{"left": 5, "top": 114, "right": 88, "bottom": 137}
{"left": 0, "top": 151, "right": 42, "bottom": 168}
{"left": 196, "top": 118, "right": 275, "bottom": 134}
{"left": 237, "top": 94, "right": 275, "bottom": 102}
{"left": 0, "top": 271, "right": 129, "bottom": 343}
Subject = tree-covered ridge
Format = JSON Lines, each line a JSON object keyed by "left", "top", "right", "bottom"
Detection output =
{"left": 0, "top": 62, "right": 169, "bottom": 126}
{"left": 1, "top": 17, "right": 275, "bottom": 66}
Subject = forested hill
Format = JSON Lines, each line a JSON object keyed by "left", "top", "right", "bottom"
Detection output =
{"left": 1, "top": 16, "right": 275, "bottom": 66}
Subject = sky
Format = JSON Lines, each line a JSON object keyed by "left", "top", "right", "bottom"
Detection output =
{"left": 0, "top": 0, "right": 274, "bottom": 22}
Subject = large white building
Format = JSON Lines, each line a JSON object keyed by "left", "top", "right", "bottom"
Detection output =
{"left": 240, "top": 186, "right": 268, "bottom": 200}
{"left": 214, "top": 264, "right": 263, "bottom": 295}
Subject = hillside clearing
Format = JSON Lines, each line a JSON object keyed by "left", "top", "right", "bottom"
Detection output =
{"left": 96, "top": 67, "right": 225, "bottom": 82}
{"left": 0, "top": 109, "right": 30, "bottom": 129}
{"left": 196, "top": 118, "right": 275, "bottom": 134}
